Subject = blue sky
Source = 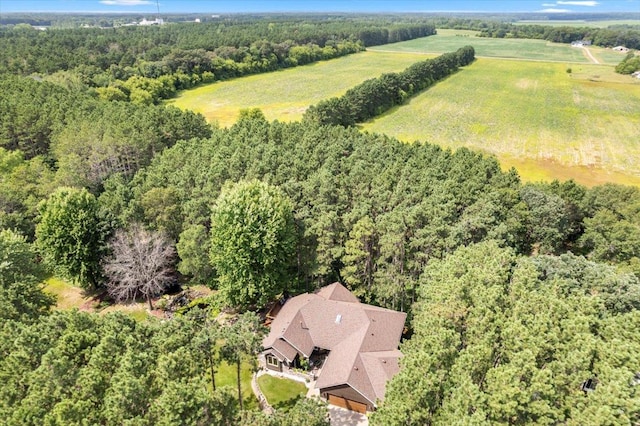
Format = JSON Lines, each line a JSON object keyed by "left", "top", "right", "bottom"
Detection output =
{"left": 0, "top": 0, "right": 638, "bottom": 14}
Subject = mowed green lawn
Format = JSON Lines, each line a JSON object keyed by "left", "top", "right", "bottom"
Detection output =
{"left": 166, "top": 51, "right": 429, "bottom": 127}
{"left": 257, "top": 375, "right": 307, "bottom": 411}
{"left": 367, "top": 29, "right": 599, "bottom": 63}
{"left": 362, "top": 58, "right": 640, "bottom": 186}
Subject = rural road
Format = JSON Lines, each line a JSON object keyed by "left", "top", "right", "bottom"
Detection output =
{"left": 582, "top": 46, "right": 599, "bottom": 64}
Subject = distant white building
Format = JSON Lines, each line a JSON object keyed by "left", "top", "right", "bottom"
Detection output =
{"left": 571, "top": 40, "right": 592, "bottom": 47}
{"left": 613, "top": 46, "right": 629, "bottom": 53}
{"left": 139, "top": 18, "right": 164, "bottom": 26}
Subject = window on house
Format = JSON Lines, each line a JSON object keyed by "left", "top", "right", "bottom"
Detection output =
{"left": 266, "top": 354, "right": 279, "bottom": 367}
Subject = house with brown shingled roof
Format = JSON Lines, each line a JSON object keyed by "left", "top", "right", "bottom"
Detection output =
{"left": 262, "top": 282, "right": 406, "bottom": 413}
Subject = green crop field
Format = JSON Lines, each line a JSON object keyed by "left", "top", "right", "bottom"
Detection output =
{"left": 367, "top": 29, "right": 596, "bottom": 63}
{"left": 166, "top": 51, "right": 429, "bottom": 127}
{"left": 362, "top": 58, "right": 640, "bottom": 187}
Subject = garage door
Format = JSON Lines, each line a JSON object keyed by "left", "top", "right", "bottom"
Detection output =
{"left": 327, "top": 394, "right": 368, "bottom": 414}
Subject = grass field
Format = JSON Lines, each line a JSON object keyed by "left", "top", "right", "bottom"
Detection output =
{"left": 167, "top": 51, "right": 429, "bottom": 127}
{"left": 217, "top": 360, "right": 258, "bottom": 410}
{"left": 44, "top": 277, "right": 151, "bottom": 321}
{"left": 362, "top": 58, "right": 640, "bottom": 186}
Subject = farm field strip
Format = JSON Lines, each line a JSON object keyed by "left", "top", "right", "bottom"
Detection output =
{"left": 166, "top": 51, "right": 430, "bottom": 127}
{"left": 361, "top": 58, "right": 640, "bottom": 186}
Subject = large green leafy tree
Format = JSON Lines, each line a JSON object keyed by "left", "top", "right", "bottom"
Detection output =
{"left": 209, "top": 179, "right": 296, "bottom": 309}
{"left": 35, "top": 187, "right": 105, "bottom": 289}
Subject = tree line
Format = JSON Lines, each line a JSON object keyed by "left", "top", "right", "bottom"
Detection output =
{"left": 478, "top": 22, "right": 640, "bottom": 49}
{"left": 615, "top": 51, "right": 640, "bottom": 75}
{"left": 304, "top": 46, "right": 475, "bottom": 126}
{"left": 0, "top": 75, "right": 211, "bottom": 238}
{"left": 0, "top": 18, "right": 435, "bottom": 104}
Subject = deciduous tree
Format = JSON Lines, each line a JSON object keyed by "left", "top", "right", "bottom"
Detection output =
{"left": 35, "top": 187, "right": 104, "bottom": 289}
{"left": 209, "top": 179, "right": 296, "bottom": 309}
{"left": 103, "top": 224, "right": 175, "bottom": 310}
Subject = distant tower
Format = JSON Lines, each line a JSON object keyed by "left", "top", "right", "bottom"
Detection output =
{"left": 155, "top": 0, "right": 163, "bottom": 25}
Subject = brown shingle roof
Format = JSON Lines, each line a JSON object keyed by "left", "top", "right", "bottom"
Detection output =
{"left": 262, "top": 282, "right": 406, "bottom": 407}
{"left": 271, "top": 338, "right": 298, "bottom": 363}
{"left": 315, "top": 282, "right": 361, "bottom": 303}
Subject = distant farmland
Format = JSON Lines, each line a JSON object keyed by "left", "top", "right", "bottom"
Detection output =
{"left": 169, "top": 31, "right": 640, "bottom": 186}
{"left": 367, "top": 29, "right": 628, "bottom": 65}
{"left": 362, "top": 58, "right": 640, "bottom": 186}
{"left": 166, "top": 51, "right": 430, "bottom": 127}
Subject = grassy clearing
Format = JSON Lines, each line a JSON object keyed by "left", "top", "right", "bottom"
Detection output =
{"left": 368, "top": 28, "right": 589, "bottom": 62}
{"left": 586, "top": 46, "right": 630, "bottom": 66}
{"left": 217, "top": 360, "right": 258, "bottom": 410}
{"left": 166, "top": 51, "right": 428, "bottom": 127}
{"left": 44, "top": 277, "right": 94, "bottom": 310}
{"left": 44, "top": 276, "right": 153, "bottom": 321}
{"left": 257, "top": 375, "right": 307, "bottom": 411}
{"left": 362, "top": 58, "right": 640, "bottom": 187}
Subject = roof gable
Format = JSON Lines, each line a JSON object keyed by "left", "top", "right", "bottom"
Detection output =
{"left": 315, "top": 282, "right": 361, "bottom": 303}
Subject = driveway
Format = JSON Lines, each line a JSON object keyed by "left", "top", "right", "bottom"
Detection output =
{"left": 329, "top": 406, "right": 369, "bottom": 426}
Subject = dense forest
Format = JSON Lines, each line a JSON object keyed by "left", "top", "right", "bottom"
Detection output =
{"left": 1, "top": 13, "right": 639, "bottom": 425}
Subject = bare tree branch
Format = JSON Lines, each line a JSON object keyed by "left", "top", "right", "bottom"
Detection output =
{"left": 103, "top": 224, "right": 175, "bottom": 310}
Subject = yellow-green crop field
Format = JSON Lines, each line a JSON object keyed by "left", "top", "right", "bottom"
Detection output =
{"left": 362, "top": 58, "right": 640, "bottom": 186}
{"left": 166, "top": 51, "right": 430, "bottom": 127}
{"left": 169, "top": 31, "right": 640, "bottom": 186}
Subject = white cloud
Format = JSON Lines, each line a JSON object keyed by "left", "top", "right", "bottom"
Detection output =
{"left": 557, "top": 1, "right": 599, "bottom": 6}
{"left": 542, "top": 3, "right": 556, "bottom": 6}
{"left": 100, "top": 0, "right": 153, "bottom": 6}
{"left": 539, "top": 8, "right": 572, "bottom": 12}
